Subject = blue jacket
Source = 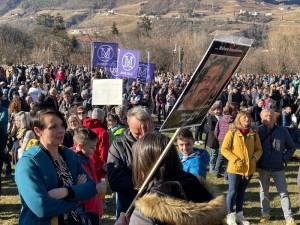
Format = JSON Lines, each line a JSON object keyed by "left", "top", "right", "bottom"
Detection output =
{"left": 257, "top": 125, "right": 295, "bottom": 171}
{"left": 15, "top": 145, "right": 97, "bottom": 225}
{"left": 179, "top": 148, "right": 210, "bottom": 178}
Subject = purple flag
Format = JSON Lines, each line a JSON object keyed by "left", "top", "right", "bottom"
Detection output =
{"left": 92, "top": 42, "right": 118, "bottom": 69}
{"left": 137, "top": 62, "right": 155, "bottom": 83}
{"left": 117, "top": 49, "right": 140, "bottom": 79}
{"left": 105, "top": 61, "right": 118, "bottom": 78}
{"left": 147, "top": 63, "right": 155, "bottom": 83}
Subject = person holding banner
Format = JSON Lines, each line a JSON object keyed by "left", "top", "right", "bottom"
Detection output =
{"left": 129, "top": 132, "right": 225, "bottom": 225}
{"left": 107, "top": 106, "right": 153, "bottom": 218}
{"left": 221, "top": 111, "right": 263, "bottom": 225}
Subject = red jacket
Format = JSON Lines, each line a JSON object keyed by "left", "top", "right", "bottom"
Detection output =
{"left": 55, "top": 70, "right": 65, "bottom": 81}
{"left": 83, "top": 117, "right": 109, "bottom": 182}
{"left": 74, "top": 150, "right": 103, "bottom": 217}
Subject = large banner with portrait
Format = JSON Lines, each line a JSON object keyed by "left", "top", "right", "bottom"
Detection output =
{"left": 160, "top": 36, "right": 253, "bottom": 131}
{"left": 91, "top": 42, "right": 118, "bottom": 69}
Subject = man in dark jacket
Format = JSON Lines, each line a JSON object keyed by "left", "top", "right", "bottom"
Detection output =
{"left": 257, "top": 109, "right": 296, "bottom": 225}
{"left": 43, "top": 88, "right": 59, "bottom": 110}
{"left": 107, "top": 106, "right": 153, "bottom": 218}
{"left": 251, "top": 99, "right": 263, "bottom": 126}
{"left": 204, "top": 102, "right": 222, "bottom": 173}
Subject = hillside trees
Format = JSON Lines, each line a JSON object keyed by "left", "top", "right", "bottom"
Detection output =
{"left": 137, "top": 16, "right": 152, "bottom": 36}
{"left": 0, "top": 25, "right": 34, "bottom": 64}
{"left": 111, "top": 21, "right": 119, "bottom": 35}
{"left": 32, "top": 13, "right": 79, "bottom": 63}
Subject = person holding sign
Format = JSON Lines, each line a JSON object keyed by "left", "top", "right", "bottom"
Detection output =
{"left": 129, "top": 132, "right": 225, "bottom": 225}
{"left": 107, "top": 106, "right": 153, "bottom": 218}
{"left": 221, "top": 111, "right": 263, "bottom": 225}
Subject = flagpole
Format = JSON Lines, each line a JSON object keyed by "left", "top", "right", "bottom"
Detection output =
{"left": 147, "top": 50, "right": 150, "bottom": 82}
{"left": 90, "top": 42, "right": 93, "bottom": 73}
{"left": 125, "top": 127, "right": 181, "bottom": 216}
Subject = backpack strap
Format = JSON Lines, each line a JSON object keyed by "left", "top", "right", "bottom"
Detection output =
{"left": 230, "top": 130, "right": 236, "bottom": 150}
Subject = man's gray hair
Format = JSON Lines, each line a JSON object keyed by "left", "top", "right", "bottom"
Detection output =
{"left": 260, "top": 108, "right": 274, "bottom": 118}
{"left": 127, "top": 106, "right": 151, "bottom": 121}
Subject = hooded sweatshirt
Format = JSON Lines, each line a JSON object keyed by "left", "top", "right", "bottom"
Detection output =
{"left": 83, "top": 117, "right": 109, "bottom": 182}
{"left": 214, "top": 115, "right": 234, "bottom": 144}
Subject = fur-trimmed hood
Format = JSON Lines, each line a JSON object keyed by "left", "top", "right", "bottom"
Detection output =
{"left": 135, "top": 193, "right": 225, "bottom": 225}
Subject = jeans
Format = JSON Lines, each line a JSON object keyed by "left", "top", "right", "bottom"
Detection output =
{"left": 227, "top": 173, "right": 252, "bottom": 213}
{"left": 195, "top": 126, "right": 202, "bottom": 142}
{"left": 56, "top": 80, "right": 63, "bottom": 91}
{"left": 157, "top": 105, "right": 166, "bottom": 123}
{"left": 258, "top": 168, "right": 293, "bottom": 220}
{"left": 214, "top": 152, "right": 228, "bottom": 176}
{"left": 207, "top": 147, "right": 218, "bottom": 173}
{"left": 0, "top": 134, "right": 8, "bottom": 194}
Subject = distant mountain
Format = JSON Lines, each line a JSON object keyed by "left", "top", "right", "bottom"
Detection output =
{"left": 261, "top": 0, "right": 300, "bottom": 4}
{"left": 0, "top": 0, "right": 118, "bottom": 16}
{"left": 0, "top": 0, "right": 22, "bottom": 16}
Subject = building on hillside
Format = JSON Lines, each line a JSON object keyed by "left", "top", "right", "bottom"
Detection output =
{"left": 279, "top": 5, "right": 291, "bottom": 11}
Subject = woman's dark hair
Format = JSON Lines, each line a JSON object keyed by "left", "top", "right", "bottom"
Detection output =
{"left": 107, "top": 113, "right": 120, "bottom": 123}
{"left": 132, "top": 132, "right": 182, "bottom": 189}
{"left": 31, "top": 108, "right": 67, "bottom": 132}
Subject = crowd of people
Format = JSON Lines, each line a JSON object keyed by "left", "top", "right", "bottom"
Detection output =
{"left": 0, "top": 63, "right": 299, "bottom": 225}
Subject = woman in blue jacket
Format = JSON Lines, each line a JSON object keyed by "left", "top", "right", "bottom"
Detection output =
{"left": 15, "top": 108, "right": 97, "bottom": 225}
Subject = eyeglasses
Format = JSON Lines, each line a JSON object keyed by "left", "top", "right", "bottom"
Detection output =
{"left": 77, "top": 112, "right": 86, "bottom": 115}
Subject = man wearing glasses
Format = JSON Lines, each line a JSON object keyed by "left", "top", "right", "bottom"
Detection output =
{"left": 77, "top": 106, "right": 88, "bottom": 124}
{"left": 127, "top": 85, "right": 142, "bottom": 109}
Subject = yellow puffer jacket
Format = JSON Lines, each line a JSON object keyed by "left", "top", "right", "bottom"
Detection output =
{"left": 221, "top": 126, "right": 263, "bottom": 177}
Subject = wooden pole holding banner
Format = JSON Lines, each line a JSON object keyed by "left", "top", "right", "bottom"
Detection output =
{"left": 126, "top": 127, "right": 181, "bottom": 216}
{"left": 147, "top": 50, "right": 150, "bottom": 82}
{"left": 90, "top": 42, "right": 93, "bottom": 73}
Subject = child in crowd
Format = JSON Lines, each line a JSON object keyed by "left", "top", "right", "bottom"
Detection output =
{"left": 177, "top": 128, "right": 210, "bottom": 178}
{"left": 73, "top": 128, "right": 106, "bottom": 219}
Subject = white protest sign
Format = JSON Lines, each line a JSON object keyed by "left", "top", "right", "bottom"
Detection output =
{"left": 92, "top": 79, "right": 123, "bottom": 105}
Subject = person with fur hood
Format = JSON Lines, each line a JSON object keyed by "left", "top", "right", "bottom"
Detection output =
{"left": 221, "top": 111, "right": 263, "bottom": 225}
{"left": 127, "top": 132, "right": 226, "bottom": 225}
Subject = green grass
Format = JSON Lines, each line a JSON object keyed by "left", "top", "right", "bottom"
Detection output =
{"left": 1, "top": 151, "right": 299, "bottom": 225}
{"left": 207, "top": 158, "right": 300, "bottom": 225}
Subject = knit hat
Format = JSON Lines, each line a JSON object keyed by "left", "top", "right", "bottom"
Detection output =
{"left": 92, "top": 108, "right": 105, "bottom": 121}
